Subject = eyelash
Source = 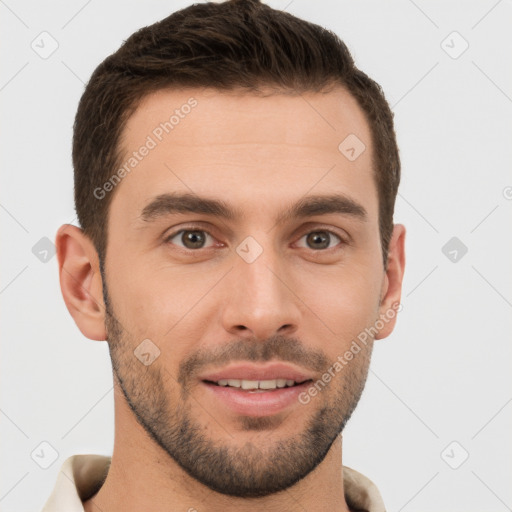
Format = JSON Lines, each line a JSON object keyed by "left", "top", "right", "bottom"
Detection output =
{"left": 163, "top": 225, "right": 348, "bottom": 253}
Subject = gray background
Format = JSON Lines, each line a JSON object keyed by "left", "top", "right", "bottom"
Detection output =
{"left": 1, "top": 0, "right": 511, "bottom": 510}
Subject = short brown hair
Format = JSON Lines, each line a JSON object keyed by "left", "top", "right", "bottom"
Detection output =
{"left": 73, "top": 0, "right": 400, "bottom": 267}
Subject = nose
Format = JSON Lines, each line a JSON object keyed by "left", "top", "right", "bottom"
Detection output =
{"left": 220, "top": 244, "right": 301, "bottom": 341}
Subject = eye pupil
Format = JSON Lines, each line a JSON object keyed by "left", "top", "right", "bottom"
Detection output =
{"left": 183, "top": 230, "right": 205, "bottom": 249}
{"left": 307, "top": 231, "right": 330, "bottom": 250}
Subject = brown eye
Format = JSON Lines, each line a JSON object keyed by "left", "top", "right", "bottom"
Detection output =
{"left": 297, "top": 230, "right": 342, "bottom": 250}
{"left": 166, "top": 229, "right": 213, "bottom": 250}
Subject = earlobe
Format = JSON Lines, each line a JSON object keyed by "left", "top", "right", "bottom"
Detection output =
{"left": 375, "top": 224, "right": 406, "bottom": 340}
{"left": 55, "top": 224, "right": 107, "bottom": 341}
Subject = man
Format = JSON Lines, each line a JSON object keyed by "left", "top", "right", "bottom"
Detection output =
{"left": 43, "top": 0, "right": 405, "bottom": 510}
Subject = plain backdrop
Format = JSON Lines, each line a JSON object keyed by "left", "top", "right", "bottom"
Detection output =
{"left": 1, "top": 1, "right": 511, "bottom": 511}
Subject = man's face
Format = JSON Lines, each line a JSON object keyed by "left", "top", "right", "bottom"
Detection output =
{"left": 102, "top": 87, "right": 390, "bottom": 497}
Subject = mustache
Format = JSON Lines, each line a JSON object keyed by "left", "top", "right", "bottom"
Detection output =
{"left": 178, "top": 334, "right": 329, "bottom": 386}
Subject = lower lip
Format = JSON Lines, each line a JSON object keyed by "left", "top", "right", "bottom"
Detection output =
{"left": 201, "top": 381, "right": 311, "bottom": 417}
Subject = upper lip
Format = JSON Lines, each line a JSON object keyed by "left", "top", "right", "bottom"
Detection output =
{"left": 199, "top": 362, "right": 314, "bottom": 383}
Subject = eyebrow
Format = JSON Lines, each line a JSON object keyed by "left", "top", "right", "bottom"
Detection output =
{"left": 139, "top": 192, "right": 367, "bottom": 224}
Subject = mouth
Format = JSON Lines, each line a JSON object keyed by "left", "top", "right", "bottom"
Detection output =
{"left": 202, "top": 378, "right": 312, "bottom": 391}
{"left": 197, "top": 362, "right": 316, "bottom": 417}
{"left": 200, "top": 377, "right": 314, "bottom": 417}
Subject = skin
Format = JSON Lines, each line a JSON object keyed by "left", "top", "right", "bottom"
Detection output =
{"left": 56, "top": 86, "right": 406, "bottom": 512}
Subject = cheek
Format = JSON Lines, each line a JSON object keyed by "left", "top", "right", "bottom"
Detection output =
{"left": 107, "top": 262, "right": 221, "bottom": 351}
{"left": 104, "top": 264, "right": 166, "bottom": 344}
{"left": 295, "top": 264, "right": 382, "bottom": 343}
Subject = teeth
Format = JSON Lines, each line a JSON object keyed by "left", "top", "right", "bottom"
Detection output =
{"left": 215, "top": 379, "right": 298, "bottom": 389}
{"left": 276, "top": 379, "right": 287, "bottom": 388}
{"left": 259, "top": 380, "right": 278, "bottom": 390}
{"left": 241, "top": 380, "right": 259, "bottom": 390}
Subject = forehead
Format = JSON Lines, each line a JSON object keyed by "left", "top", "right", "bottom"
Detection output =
{"left": 111, "top": 86, "right": 377, "bottom": 225}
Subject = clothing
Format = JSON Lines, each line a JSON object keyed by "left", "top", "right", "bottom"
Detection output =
{"left": 41, "top": 454, "right": 386, "bottom": 511}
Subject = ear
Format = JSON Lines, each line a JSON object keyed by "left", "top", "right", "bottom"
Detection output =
{"left": 375, "top": 224, "right": 406, "bottom": 340}
{"left": 55, "top": 224, "right": 107, "bottom": 341}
